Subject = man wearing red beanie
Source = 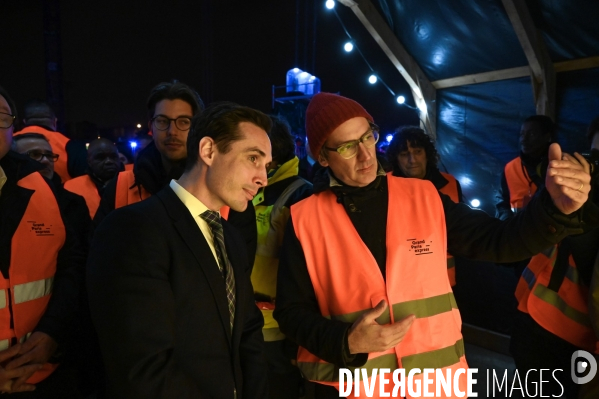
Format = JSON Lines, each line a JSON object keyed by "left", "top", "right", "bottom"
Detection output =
{"left": 274, "top": 92, "right": 596, "bottom": 398}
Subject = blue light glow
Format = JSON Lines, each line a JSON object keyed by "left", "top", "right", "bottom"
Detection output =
{"left": 344, "top": 42, "right": 353, "bottom": 52}
{"left": 325, "top": 0, "right": 335, "bottom": 10}
{"left": 130, "top": 141, "right": 138, "bottom": 149}
{"left": 396, "top": 95, "right": 405, "bottom": 104}
{"left": 471, "top": 199, "right": 480, "bottom": 208}
{"left": 368, "top": 75, "right": 377, "bottom": 84}
{"left": 386, "top": 134, "right": 393, "bottom": 143}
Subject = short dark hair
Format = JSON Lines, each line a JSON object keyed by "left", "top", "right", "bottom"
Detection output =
{"left": 13, "top": 133, "right": 49, "bottom": 143}
{"left": 587, "top": 116, "right": 599, "bottom": 145}
{"left": 523, "top": 115, "right": 557, "bottom": 142}
{"left": 186, "top": 102, "right": 272, "bottom": 171}
{"left": 146, "top": 81, "right": 205, "bottom": 120}
{"left": 23, "top": 99, "right": 56, "bottom": 120}
{"left": 387, "top": 126, "right": 439, "bottom": 176}
{"left": 268, "top": 116, "right": 295, "bottom": 165}
{"left": 0, "top": 85, "right": 17, "bottom": 122}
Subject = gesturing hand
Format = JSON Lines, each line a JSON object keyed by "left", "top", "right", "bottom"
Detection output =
{"left": 347, "top": 300, "right": 415, "bottom": 355}
{"left": 0, "top": 344, "right": 41, "bottom": 393}
{"left": 545, "top": 143, "right": 591, "bottom": 214}
{"left": 5, "top": 332, "right": 57, "bottom": 392}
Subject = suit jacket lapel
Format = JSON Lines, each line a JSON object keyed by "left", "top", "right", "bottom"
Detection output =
{"left": 156, "top": 187, "right": 232, "bottom": 344}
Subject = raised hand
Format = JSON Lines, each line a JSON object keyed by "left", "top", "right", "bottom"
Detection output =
{"left": 545, "top": 143, "right": 591, "bottom": 214}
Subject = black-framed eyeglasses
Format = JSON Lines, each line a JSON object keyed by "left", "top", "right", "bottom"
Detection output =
{"left": 323, "top": 123, "right": 380, "bottom": 159}
{"left": 0, "top": 112, "right": 15, "bottom": 129}
{"left": 26, "top": 150, "right": 59, "bottom": 162}
{"left": 151, "top": 115, "right": 192, "bottom": 131}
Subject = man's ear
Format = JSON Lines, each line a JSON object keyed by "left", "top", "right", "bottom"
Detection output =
{"left": 318, "top": 152, "right": 329, "bottom": 167}
{"left": 199, "top": 137, "right": 216, "bottom": 166}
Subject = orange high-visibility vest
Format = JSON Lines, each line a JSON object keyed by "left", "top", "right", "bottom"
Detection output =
{"left": 439, "top": 172, "right": 459, "bottom": 286}
{"left": 291, "top": 176, "right": 467, "bottom": 398}
{"left": 14, "top": 126, "right": 72, "bottom": 183}
{"left": 64, "top": 175, "right": 100, "bottom": 219}
{"left": 504, "top": 157, "right": 537, "bottom": 214}
{"left": 0, "top": 172, "right": 65, "bottom": 383}
{"left": 515, "top": 245, "right": 597, "bottom": 352}
{"left": 114, "top": 170, "right": 151, "bottom": 209}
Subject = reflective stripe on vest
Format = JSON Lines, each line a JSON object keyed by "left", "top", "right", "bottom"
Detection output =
{"left": 114, "top": 170, "right": 151, "bottom": 209}
{"left": 515, "top": 246, "right": 556, "bottom": 312}
{"left": 0, "top": 172, "right": 65, "bottom": 384}
{"left": 504, "top": 157, "right": 537, "bottom": 213}
{"left": 297, "top": 339, "right": 466, "bottom": 381}
{"left": 291, "top": 176, "right": 467, "bottom": 396}
{"left": 517, "top": 245, "right": 595, "bottom": 351}
{"left": 64, "top": 174, "right": 101, "bottom": 218}
{"left": 13, "top": 277, "right": 54, "bottom": 305}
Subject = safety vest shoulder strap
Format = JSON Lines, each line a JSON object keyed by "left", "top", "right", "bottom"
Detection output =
{"left": 439, "top": 172, "right": 460, "bottom": 203}
{"left": 504, "top": 157, "right": 536, "bottom": 212}
{"left": 64, "top": 175, "right": 100, "bottom": 219}
{"left": 115, "top": 170, "right": 150, "bottom": 209}
{"left": 270, "top": 178, "right": 308, "bottom": 228}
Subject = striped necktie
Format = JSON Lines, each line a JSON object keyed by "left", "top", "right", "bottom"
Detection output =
{"left": 200, "top": 210, "right": 236, "bottom": 332}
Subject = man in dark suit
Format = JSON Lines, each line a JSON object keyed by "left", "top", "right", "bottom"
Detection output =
{"left": 87, "top": 102, "right": 272, "bottom": 398}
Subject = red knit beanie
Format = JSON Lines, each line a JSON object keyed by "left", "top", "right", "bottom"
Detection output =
{"left": 305, "top": 92, "right": 373, "bottom": 158}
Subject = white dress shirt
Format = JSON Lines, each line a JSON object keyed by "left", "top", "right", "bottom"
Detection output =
{"left": 169, "top": 179, "right": 220, "bottom": 266}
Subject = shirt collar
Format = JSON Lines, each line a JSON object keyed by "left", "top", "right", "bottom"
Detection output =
{"left": 169, "top": 179, "right": 217, "bottom": 218}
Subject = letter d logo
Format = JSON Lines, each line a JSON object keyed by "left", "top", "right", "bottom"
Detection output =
{"left": 571, "top": 350, "right": 597, "bottom": 385}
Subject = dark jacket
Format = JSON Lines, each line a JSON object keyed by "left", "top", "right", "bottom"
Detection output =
{"left": 0, "top": 151, "right": 83, "bottom": 348}
{"left": 274, "top": 167, "right": 598, "bottom": 369}
{"left": 87, "top": 186, "right": 267, "bottom": 399}
{"left": 94, "top": 142, "right": 257, "bottom": 264}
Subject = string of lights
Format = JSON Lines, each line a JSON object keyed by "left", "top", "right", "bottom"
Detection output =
{"left": 325, "top": 0, "right": 408, "bottom": 107}
{"left": 325, "top": 0, "right": 480, "bottom": 209}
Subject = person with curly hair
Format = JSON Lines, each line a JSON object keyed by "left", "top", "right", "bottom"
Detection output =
{"left": 387, "top": 126, "right": 462, "bottom": 203}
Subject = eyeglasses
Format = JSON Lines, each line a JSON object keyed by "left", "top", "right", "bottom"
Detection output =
{"left": 0, "top": 112, "right": 15, "bottom": 129}
{"left": 323, "top": 124, "right": 380, "bottom": 159}
{"left": 151, "top": 115, "right": 192, "bottom": 131}
{"left": 26, "top": 150, "right": 59, "bottom": 162}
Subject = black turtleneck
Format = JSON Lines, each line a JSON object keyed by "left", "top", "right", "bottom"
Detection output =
{"left": 328, "top": 172, "right": 389, "bottom": 279}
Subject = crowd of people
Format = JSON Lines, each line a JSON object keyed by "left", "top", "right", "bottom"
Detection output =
{"left": 0, "top": 81, "right": 598, "bottom": 398}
